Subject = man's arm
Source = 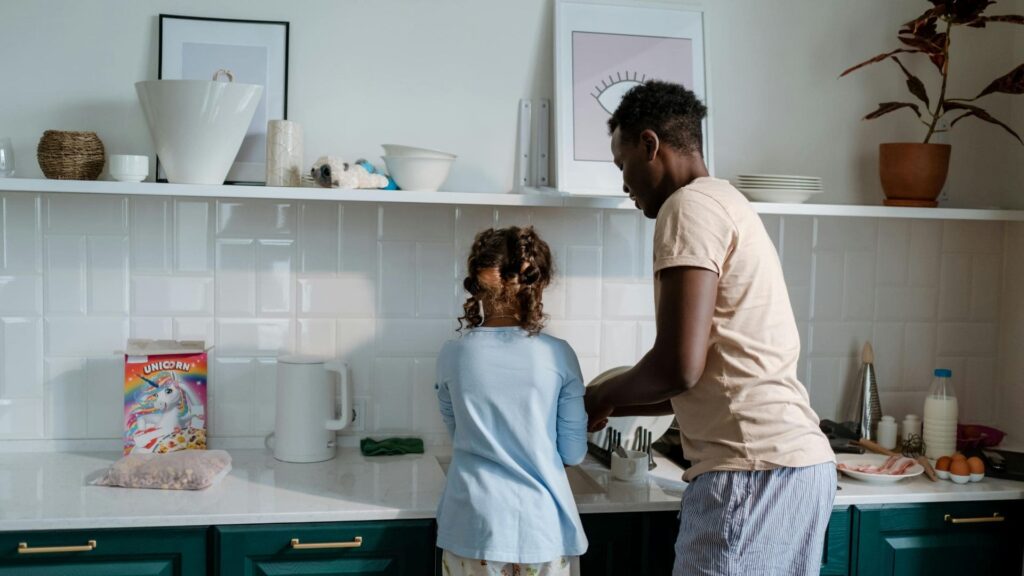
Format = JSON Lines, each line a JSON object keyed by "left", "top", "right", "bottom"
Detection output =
{"left": 586, "top": 266, "right": 717, "bottom": 428}
{"left": 610, "top": 400, "right": 675, "bottom": 417}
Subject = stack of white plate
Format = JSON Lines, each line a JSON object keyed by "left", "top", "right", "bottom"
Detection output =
{"left": 736, "top": 174, "right": 822, "bottom": 204}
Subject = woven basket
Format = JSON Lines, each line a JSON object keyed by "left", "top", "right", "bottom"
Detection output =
{"left": 37, "top": 130, "right": 106, "bottom": 180}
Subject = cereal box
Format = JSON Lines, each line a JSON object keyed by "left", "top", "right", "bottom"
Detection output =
{"left": 123, "top": 339, "right": 210, "bottom": 455}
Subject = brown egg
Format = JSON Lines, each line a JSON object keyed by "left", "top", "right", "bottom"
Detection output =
{"left": 952, "top": 453, "right": 967, "bottom": 462}
{"left": 936, "top": 456, "right": 952, "bottom": 471}
{"left": 950, "top": 459, "right": 970, "bottom": 477}
{"left": 967, "top": 456, "right": 985, "bottom": 474}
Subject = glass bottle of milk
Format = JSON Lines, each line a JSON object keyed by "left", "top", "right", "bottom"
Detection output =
{"left": 923, "top": 368, "right": 958, "bottom": 459}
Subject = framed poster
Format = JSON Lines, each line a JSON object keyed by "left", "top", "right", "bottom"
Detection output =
{"left": 159, "top": 14, "right": 289, "bottom": 184}
{"left": 555, "top": 1, "right": 709, "bottom": 195}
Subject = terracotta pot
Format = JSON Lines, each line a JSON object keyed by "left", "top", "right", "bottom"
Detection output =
{"left": 878, "top": 143, "right": 951, "bottom": 207}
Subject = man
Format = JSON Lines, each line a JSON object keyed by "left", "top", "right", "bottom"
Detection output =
{"left": 584, "top": 80, "right": 836, "bottom": 576}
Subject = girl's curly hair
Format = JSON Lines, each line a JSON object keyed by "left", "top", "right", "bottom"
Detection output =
{"left": 458, "top": 226, "right": 553, "bottom": 336}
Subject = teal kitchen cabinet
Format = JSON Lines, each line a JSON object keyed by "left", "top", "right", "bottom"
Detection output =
{"left": 853, "top": 499, "right": 1024, "bottom": 576}
{"left": 821, "top": 507, "right": 852, "bottom": 576}
{"left": 579, "top": 511, "right": 679, "bottom": 575}
{"left": 0, "top": 526, "right": 206, "bottom": 575}
{"left": 214, "top": 519, "right": 435, "bottom": 576}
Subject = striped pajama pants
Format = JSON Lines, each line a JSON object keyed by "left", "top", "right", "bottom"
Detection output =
{"left": 673, "top": 463, "right": 836, "bottom": 576}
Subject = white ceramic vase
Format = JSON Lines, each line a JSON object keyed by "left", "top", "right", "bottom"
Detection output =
{"left": 135, "top": 80, "right": 263, "bottom": 185}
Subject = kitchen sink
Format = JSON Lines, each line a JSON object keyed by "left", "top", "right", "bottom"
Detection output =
{"left": 435, "top": 455, "right": 605, "bottom": 495}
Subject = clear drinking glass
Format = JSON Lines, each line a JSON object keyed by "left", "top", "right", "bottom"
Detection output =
{"left": 0, "top": 137, "right": 14, "bottom": 177}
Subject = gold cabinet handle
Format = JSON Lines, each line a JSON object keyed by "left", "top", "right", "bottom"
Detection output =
{"left": 18, "top": 540, "right": 97, "bottom": 554}
{"left": 944, "top": 512, "right": 1005, "bottom": 524}
{"left": 290, "top": 536, "right": 363, "bottom": 550}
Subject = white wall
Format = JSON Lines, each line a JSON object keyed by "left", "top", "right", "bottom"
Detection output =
{"left": 0, "top": 0, "right": 1018, "bottom": 206}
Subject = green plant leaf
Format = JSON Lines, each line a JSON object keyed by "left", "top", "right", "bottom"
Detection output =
{"left": 840, "top": 49, "right": 919, "bottom": 77}
{"left": 864, "top": 102, "right": 922, "bottom": 120}
{"left": 967, "top": 14, "right": 1024, "bottom": 27}
{"left": 891, "top": 57, "right": 931, "bottom": 107}
{"left": 945, "top": 102, "right": 1024, "bottom": 144}
{"left": 976, "top": 63, "right": 1024, "bottom": 98}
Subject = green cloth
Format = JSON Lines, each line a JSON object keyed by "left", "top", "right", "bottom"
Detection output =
{"left": 360, "top": 437, "right": 425, "bottom": 456}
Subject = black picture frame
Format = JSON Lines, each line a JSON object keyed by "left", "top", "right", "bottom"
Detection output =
{"left": 156, "top": 14, "right": 290, "bottom": 185}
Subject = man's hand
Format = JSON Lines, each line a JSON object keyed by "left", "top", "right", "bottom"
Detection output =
{"left": 584, "top": 386, "right": 613, "bottom": 432}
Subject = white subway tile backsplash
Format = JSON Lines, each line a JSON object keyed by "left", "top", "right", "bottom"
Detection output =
{"left": 902, "top": 323, "right": 937, "bottom": 391}
{"left": 216, "top": 319, "right": 292, "bottom": 357}
{"left": 780, "top": 216, "right": 814, "bottom": 287}
{"left": 130, "top": 197, "right": 171, "bottom": 272}
{"left": 814, "top": 217, "right": 877, "bottom": 252}
{"left": 341, "top": 204, "right": 380, "bottom": 274}
{"left": 210, "top": 357, "right": 257, "bottom": 436}
{"left": 600, "top": 322, "right": 639, "bottom": 371}
{"left": 875, "top": 285, "right": 939, "bottom": 322}
{"left": 298, "top": 202, "right": 340, "bottom": 275}
{"left": 175, "top": 200, "right": 214, "bottom": 272}
{"left": 970, "top": 254, "right": 1001, "bottom": 321}
{"left": 871, "top": 322, "right": 903, "bottom": 390}
{"left": 875, "top": 220, "right": 909, "bottom": 284}
{"left": 532, "top": 209, "right": 602, "bottom": 246}
{"left": 908, "top": 220, "right": 942, "bottom": 286}
{"left": 566, "top": 246, "right": 601, "bottom": 319}
{"left": 809, "top": 322, "right": 872, "bottom": 356}
{"left": 373, "top": 358, "right": 414, "bottom": 431}
{"left": 942, "top": 221, "right": 1003, "bottom": 254}
{"left": 964, "top": 357, "right": 995, "bottom": 423}
{"left": 130, "top": 317, "right": 173, "bottom": 340}
{"left": 807, "top": 356, "right": 841, "bottom": 420}
{"left": 44, "top": 235, "right": 86, "bottom": 315}
{"left": 132, "top": 276, "right": 214, "bottom": 315}
{"left": 300, "top": 276, "right": 376, "bottom": 317}
{"left": 0, "top": 275, "right": 40, "bottom": 315}
{"left": 939, "top": 253, "right": 972, "bottom": 321}
{"left": 379, "top": 242, "right": 417, "bottom": 317}
{"left": 297, "top": 319, "right": 336, "bottom": 357}
{"left": 173, "top": 317, "right": 215, "bottom": 345}
{"left": 0, "top": 398, "right": 44, "bottom": 439}
{"left": 87, "top": 236, "right": 128, "bottom": 315}
{"left": 937, "top": 323, "right": 997, "bottom": 357}
{"left": 86, "top": 357, "right": 122, "bottom": 438}
{"left": 377, "top": 319, "right": 453, "bottom": 357}
{"left": 217, "top": 200, "right": 296, "bottom": 238}
{"left": 603, "top": 282, "right": 654, "bottom": 319}
{"left": 45, "top": 317, "right": 127, "bottom": 357}
{"left": 46, "top": 195, "right": 127, "bottom": 234}
{"left": 216, "top": 240, "right": 257, "bottom": 317}
{"left": 811, "top": 251, "right": 843, "bottom": 321}
{"left": 546, "top": 321, "right": 601, "bottom": 357}
{"left": 603, "top": 212, "right": 641, "bottom": 278}
{"left": 413, "top": 358, "right": 445, "bottom": 433}
{"left": 380, "top": 205, "right": 453, "bottom": 243}
{"left": 44, "top": 357, "right": 87, "bottom": 438}
{"left": 760, "top": 215, "right": 781, "bottom": 251}
{"left": 641, "top": 217, "right": 656, "bottom": 278}
{"left": 337, "top": 319, "right": 376, "bottom": 394}
{"left": 257, "top": 240, "right": 295, "bottom": 316}
{"left": 494, "top": 207, "right": 533, "bottom": 229}
{"left": 0, "top": 318, "right": 41, "bottom": 398}
{"left": 1, "top": 194, "right": 41, "bottom": 273}
{"left": 252, "top": 359, "right": 277, "bottom": 435}
{"left": 418, "top": 243, "right": 456, "bottom": 318}
{"left": 843, "top": 251, "right": 876, "bottom": 321}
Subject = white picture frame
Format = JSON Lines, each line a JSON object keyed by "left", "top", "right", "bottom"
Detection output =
{"left": 159, "top": 14, "right": 289, "bottom": 184}
{"left": 554, "top": 0, "right": 710, "bottom": 195}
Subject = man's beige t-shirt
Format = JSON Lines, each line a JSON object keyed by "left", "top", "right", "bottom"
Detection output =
{"left": 653, "top": 177, "right": 834, "bottom": 481}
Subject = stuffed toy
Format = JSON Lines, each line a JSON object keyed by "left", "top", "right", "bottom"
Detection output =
{"left": 310, "top": 156, "right": 390, "bottom": 189}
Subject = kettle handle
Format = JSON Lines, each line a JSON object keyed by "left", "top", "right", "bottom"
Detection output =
{"left": 325, "top": 361, "right": 352, "bottom": 431}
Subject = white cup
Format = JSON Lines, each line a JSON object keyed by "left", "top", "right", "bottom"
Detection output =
{"left": 611, "top": 450, "right": 648, "bottom": 483}
{"left": 109, "top": 154, "right": 149, "bottom": 182}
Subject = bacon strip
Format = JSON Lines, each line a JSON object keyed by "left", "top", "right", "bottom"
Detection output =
{"left": 838, "top": 456, "right": 918, "bottom": 475}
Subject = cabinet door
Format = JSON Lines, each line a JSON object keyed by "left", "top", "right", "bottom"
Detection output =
{"left": 853, "top": 500, "right": 1024, "bottom": 576}
{"left": 0, "top": 527, "right": 207, "bottom": 576}
{"left": 215, "top": 520, "right": 434, "bottom": 576}
{"left": 820, "top": 507, "right": 851, "bottom": 576}
{"left": 580, "top": 511, "right": 679, "bottom": 576}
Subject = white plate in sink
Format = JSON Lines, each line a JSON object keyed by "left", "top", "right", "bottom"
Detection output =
{"left": 837, "top": 454, "right": 924, "bottom": 484}
{"left": 586, "top": 366, "right": 675, "bottom": 450}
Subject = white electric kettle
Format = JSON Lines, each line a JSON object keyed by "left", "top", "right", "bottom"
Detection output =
{"left": 268, "top": 356, "right": 352, "bottom": 463}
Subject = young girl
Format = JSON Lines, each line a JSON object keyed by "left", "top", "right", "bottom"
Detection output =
{"left": 435, "top": 226, "right": 588, "bottom": 575}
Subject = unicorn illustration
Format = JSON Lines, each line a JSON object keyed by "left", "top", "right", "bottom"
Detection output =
{"left": 125, "top": 371, "right": 205, "bottom": 453}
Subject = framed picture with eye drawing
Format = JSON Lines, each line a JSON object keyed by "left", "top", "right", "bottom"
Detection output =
{"left": 554, "top": 0, "right": 710, "bottom": 195}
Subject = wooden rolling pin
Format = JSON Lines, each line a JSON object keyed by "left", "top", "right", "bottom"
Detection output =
{"left": 856, "top": 438, "right": 937, "bottom": 481}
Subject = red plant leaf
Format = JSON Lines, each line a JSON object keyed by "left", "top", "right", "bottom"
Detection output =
{"left": 945, "top": 102, "right": 1024, "bottom": 144}
{"left": 976, "top": 62, "right": 1024, "bottom": 98}
{"left": 891, "top": 57, "right": 931, "bottom": 107}
{"left": 944, "top": 0, "right": 996, "bottom": 23}
{"left": 967, "top": 14, "right": 1024, "bottom": 27}
{"left": 864, "top": 102, "right": 922, "bottom": 120}
{"left": 840, "top": 49, "right": 919, "bottom": 77}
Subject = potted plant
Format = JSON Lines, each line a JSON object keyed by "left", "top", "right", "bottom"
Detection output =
{"left": 841, "top": 0, "right": 1023, "bottom": 207}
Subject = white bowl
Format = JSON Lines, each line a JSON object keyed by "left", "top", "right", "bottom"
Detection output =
{"left": 739, "top": 187, "right": 823, "bottom": 204}
{"left": 109, "top": 154, "right": 149, "bottom": 182}
{"left": 382, "top": 155, "right": 454, "bottom": 191}
{"left": 136, "top": 80, "right": 263, "bottom": 185}
{"left": 381, "top": 144, "right": 456, "bottom": 159}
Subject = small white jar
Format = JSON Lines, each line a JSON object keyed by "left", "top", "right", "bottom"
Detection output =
{"left": 878, "top": 415, "right": 898, "bottom": 450}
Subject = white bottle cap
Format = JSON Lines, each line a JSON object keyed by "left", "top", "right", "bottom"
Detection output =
{"left": 881, "top": 415, "right": 895, "bottom": 422}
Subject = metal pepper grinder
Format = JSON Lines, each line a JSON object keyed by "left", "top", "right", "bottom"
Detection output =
{"left": 855, "top": 341, "right": 883, "bottom": 441}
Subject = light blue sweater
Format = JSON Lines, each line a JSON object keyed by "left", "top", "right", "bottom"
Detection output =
{"left": 435, "top": 327, "right": 589, "bottom": 564}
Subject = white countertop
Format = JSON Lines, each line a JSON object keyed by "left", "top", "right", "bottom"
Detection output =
{"left": 1, "top": 449, "right": 1021, "bottom": 532}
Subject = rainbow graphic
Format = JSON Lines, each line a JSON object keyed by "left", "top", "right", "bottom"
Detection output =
{"left": 123, "top": 351, "right": 208, "bottom": 455}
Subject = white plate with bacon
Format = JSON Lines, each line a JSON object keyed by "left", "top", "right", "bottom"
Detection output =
{"left": 836, "top": 454, "right": 924, "bottom": 484}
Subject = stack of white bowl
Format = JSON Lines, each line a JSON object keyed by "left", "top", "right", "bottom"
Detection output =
{"left": 736, "top": 174, "right": 822, "bottom": 204}
{"left": 381, "top": 144, "right": 456, "bottom": 191}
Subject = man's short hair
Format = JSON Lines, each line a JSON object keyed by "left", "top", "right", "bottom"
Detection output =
{"left": 607, "top": 80, "right": 707, "bottom": 155}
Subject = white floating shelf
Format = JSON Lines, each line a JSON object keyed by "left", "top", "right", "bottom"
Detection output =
{"left": 0, "top": 178, "right": 1021, "bottom": 222}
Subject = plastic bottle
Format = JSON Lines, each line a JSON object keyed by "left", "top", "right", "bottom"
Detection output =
{"left": 923, "top": 369, "right": 958, "bottom": 459}
{"left": 877, "top": 415, "right": 898, "bottom": 450}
